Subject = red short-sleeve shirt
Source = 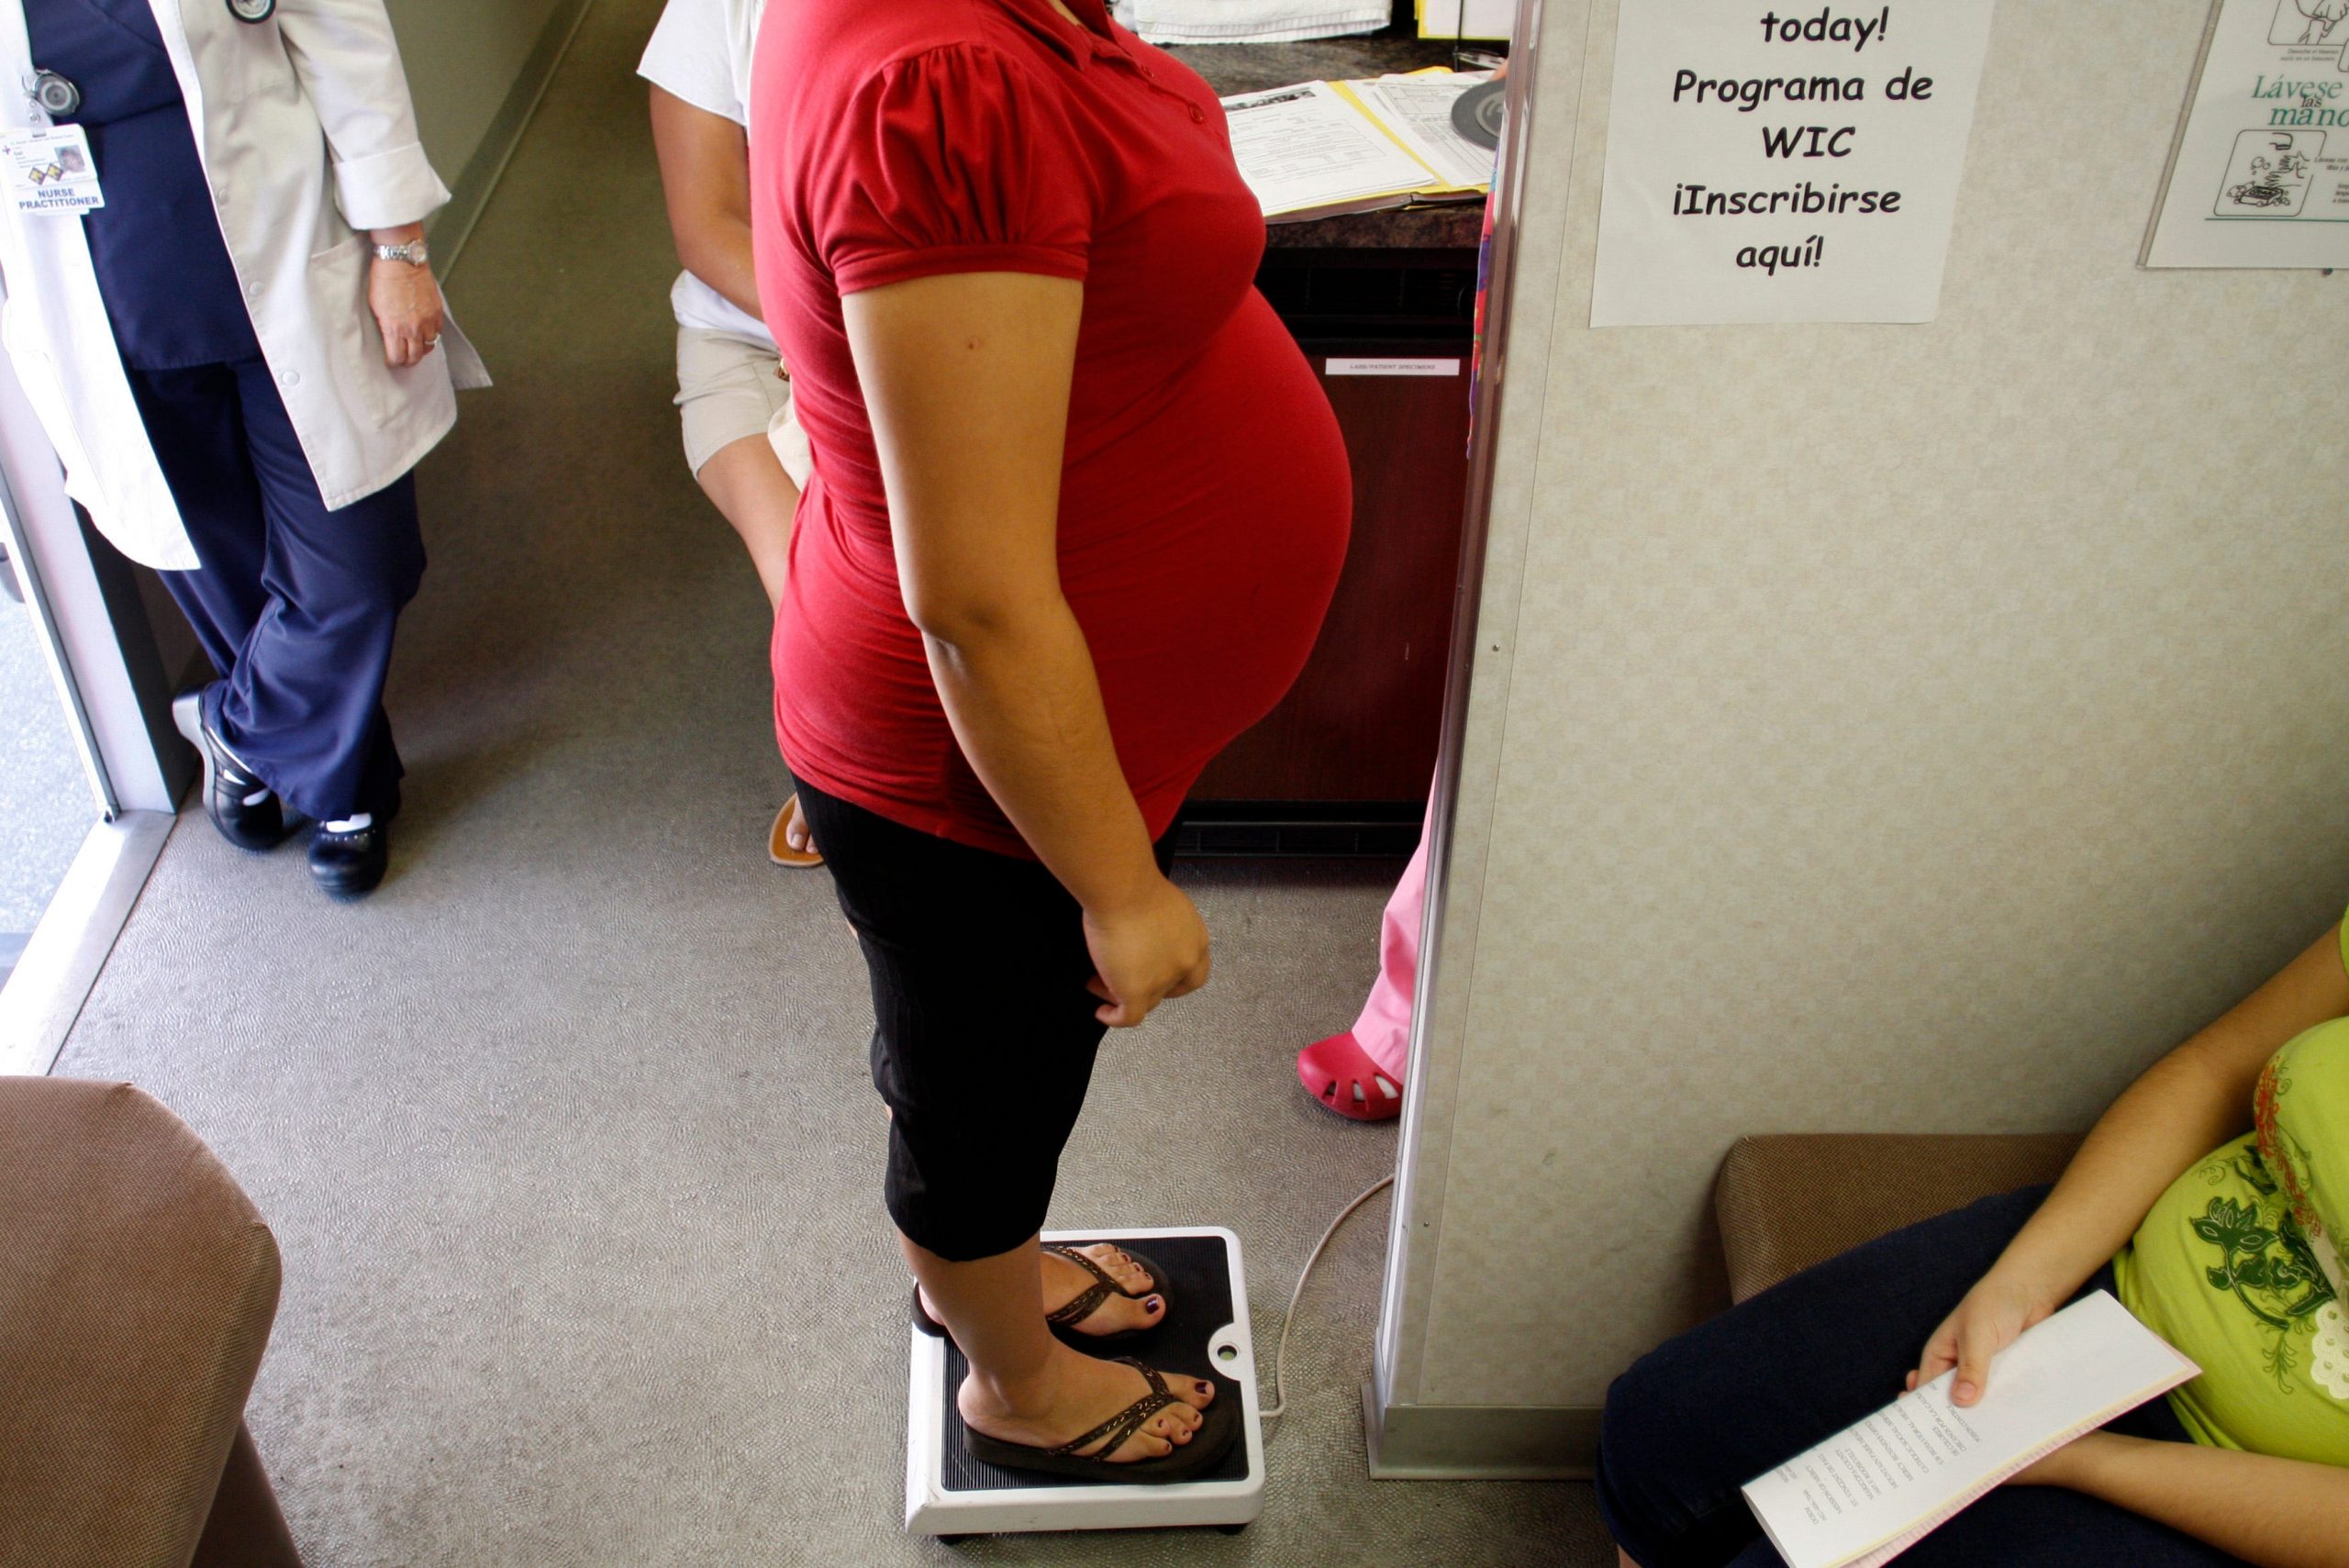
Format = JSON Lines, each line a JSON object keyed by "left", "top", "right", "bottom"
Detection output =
{"left": 749, "top": 0, "right": 1352, "bottom": 856}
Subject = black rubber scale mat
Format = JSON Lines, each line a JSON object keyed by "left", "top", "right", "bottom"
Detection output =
{"left": 940, "top": 1235, "right": 1250, "bottom": 1492}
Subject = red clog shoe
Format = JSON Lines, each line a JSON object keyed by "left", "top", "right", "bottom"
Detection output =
{"left": 1297, "top": 1031, "right": 1403, "bottom": 1122}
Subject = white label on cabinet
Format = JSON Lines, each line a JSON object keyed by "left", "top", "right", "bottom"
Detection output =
{"left": 1326, "top": 357, "right": 1463, "bottom": 376}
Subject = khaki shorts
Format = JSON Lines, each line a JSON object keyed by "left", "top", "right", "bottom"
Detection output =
{"left": 675, "top": 327, "right": 797, "bottom": 475}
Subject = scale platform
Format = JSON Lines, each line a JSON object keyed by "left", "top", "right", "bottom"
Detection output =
{"left": 905, "top": 1226, "right": 1265, "bottom": 1540}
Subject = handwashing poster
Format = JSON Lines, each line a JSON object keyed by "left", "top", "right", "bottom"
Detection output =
{"left": 2145, "top": 0, "right": 2349, "bottom": 267}
{"left": 1590, "top": 2, "right": 1998, "bottom": 327}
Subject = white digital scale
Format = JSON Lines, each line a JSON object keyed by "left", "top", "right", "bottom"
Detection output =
{"left": 903, "top": 1226, "right": 1266, "bottom": 1540}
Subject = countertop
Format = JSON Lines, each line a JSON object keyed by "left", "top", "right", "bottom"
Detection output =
{"left": 1165, "top": 25, "right": 1489, "bottom": 252}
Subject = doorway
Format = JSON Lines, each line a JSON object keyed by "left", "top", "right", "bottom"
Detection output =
{"left": 0, "top": 375, "right": 183, "bottom": 1076}
{"left": 0, "top": 534, "right": 99, "bottom": 995}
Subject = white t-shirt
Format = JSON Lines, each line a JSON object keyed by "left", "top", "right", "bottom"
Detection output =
{"left": 638, "top": 0, "right": 776, "bottom": 349}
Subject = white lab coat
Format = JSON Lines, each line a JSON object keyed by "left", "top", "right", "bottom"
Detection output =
{"left": 0, "top": 0, "right": 488, "bottom": 570}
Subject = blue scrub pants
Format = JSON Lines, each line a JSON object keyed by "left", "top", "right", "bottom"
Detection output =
{"left": 1596, "top": 1186, "right": 2244, "bottom": 1568}
{"left": 130, "top": 356, "right": 423, "bottom": 823}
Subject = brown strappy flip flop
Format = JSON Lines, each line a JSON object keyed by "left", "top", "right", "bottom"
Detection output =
{"left": 963, "top": 1359, "right": 1241, "bottom": 1484}
{"left": 1041, "top": 1242, "right": 1171, "bottom": 1346}
{"left": 912, "top": 1243, "right": 1171, "bottom": 1345}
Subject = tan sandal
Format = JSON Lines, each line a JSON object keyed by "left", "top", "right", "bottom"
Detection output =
{"left": 768, "top": 795, "right": 822, "bottom": 867}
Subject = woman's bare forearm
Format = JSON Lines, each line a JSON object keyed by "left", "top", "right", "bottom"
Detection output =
{"left": 922, "top": 601, "right": 1161, "bottom": 916}
{"left": 1987, "top": 1052, "right": 2256, "bottom": 1303}
{"left": 1986, "top": 927, "right": 2349, "bottom": 1308}
{"left": 2049, "top": 1434, "right": 2349, "bottom": 1568}
{"left": 648, "top": 87, "right": 765, "bottom": 322}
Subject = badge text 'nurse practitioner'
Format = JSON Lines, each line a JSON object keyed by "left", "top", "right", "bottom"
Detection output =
{"left": 3, "top": 123, "right": 101, "bottom": 213}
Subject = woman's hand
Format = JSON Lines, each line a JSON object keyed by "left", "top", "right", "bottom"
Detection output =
{"left": 367, "top": 225, "right": 444, "bottom": 369}
{"left": 1083, "top": 874, "right": 1211, "bottom": 1029}
{"left": 1909, "top": 1267, "right": 2058, "bottom": 1407}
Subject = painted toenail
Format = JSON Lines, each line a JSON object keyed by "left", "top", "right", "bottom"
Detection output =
{"left": 1147, "top": 1296, "right": 1162, "bottom": 1311}
{"left": 1197, "top": 1381, "right": 1210, "bottom": 1395}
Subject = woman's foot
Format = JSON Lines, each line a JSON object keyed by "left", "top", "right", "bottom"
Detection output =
{"left": 960, "top": 1345, "right": 1215, "bottom": 1462}
{"left": 1297, "top": 1030, "right": 1404, "bottom": 1122}
{"left": 768, "top": 795, "right": 822, "bottom": 866}
{"left": 920, "top": 1243, "right": 1166, "bottom": 1338}
{"left": 1044, "top": 1242, "right": 1163, "bottom": 1335}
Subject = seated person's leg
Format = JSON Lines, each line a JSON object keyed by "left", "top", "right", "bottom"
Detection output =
{"left": 1600, "top": 1185, "right": 2053, "bottom": 1568}
{"left": 695, "top": 431, "right": 797, "bottom": 611}
{"left": 676, "top": 328, "right": 799, "bottom": 609}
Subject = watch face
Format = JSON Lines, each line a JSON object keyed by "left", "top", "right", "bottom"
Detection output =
{"left": 228, "top": 0, "right": 276, "bottom": 21}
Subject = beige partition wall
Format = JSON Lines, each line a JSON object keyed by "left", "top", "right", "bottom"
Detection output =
{"left": 1372, "top": 0, "right": 2349, "bottom": 1476}
{"left": 388, "top": 0, "right": 594, "bottom": 256}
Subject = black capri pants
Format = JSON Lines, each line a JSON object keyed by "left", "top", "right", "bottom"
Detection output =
{"left": 794, "top": 778, "right": 1176, "bottom": 1262}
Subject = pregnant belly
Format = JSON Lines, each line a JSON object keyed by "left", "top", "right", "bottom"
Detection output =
{"left": 1061, "top": 297, "right": 1353, "bottom": 813}
{"left": 773, "top": 295, "right": 1351, "bottom": 852}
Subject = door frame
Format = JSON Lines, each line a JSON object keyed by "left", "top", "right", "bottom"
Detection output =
{"left": 1367, "top": 0, "right": 1591, "bottom": 1477}
{"left": 0, "top": 357, "right": 186, "bottom": 1074}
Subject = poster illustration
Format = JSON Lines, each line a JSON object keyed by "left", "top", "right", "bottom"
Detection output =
{"left": 2143, "top": 0, "right": 2349, "bottom": 267}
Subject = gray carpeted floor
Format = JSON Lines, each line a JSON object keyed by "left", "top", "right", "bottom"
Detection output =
{"left": 54, "top": 3, "right": 1608, "bottom": 1562}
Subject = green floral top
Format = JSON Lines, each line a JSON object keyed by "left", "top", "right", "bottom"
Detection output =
{"left": 2112, "top": 922, "right": 2348, "bottom": 1462}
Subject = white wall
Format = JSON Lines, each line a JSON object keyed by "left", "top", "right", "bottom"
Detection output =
{"left": 387, "top": 0, "right": 572, "bottom": 194}
{"left": 1378, "top": 0, "right": 2349, "bottom": 1468}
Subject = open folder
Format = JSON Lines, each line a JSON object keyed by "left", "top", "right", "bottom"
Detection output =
{"left": 1742, "top": 1291, "right": 2199, "bottom": 1568}
{"left": 1221, "top": 72, "right": 1496, "bottom": 222}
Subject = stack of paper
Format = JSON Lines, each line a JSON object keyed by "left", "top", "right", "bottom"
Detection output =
{"left": 1742, "top": 1292, "right": 2199, "bottom": 1568}
{"left": 1113, "top": 0, "right": 1387, "bottom": 45}
{"left": 1415, "top": 0, "right": 1514, "bottom": 41}
{"left": 1221, "top": 71, "right": 1497, "bottom": 222}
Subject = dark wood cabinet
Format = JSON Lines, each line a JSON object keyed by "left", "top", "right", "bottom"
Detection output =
{"left": 1182, "top": 249, "right": 1477, "bottom": 856}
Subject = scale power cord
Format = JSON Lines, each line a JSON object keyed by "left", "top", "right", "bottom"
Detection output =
{"left": 1259, "top": 1173, "right": 1395, "bottom": 1433}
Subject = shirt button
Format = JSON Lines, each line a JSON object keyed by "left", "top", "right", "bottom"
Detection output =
{"left": 213, "top": 182, "right": 228, "bottom": 201}
{"left": 244, "top": 279, "right": 262, "bottom": 299}
{"left": 1189, "top": 105, "right": 1205, "bottom": 122}
{"left": 278, "top": 369, "right": 300, "bottom": 388}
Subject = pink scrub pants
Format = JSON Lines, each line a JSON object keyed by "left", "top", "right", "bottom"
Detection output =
{"left": 1351, "top": 802, "right": 1430, "bottom": 1083}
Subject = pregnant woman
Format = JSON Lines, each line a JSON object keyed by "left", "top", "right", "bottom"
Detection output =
{"left": 750, "top": 0, "right": 1350, "bottom": 1477}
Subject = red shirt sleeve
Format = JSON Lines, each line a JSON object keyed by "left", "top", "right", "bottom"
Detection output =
{"left": 812, "top": 43, "right": 1096, "bottom": 296}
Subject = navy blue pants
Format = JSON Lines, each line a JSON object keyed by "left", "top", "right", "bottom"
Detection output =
{"left": 132, "top": 357, "right": 423, "bottom": 822}
{"left": 1597, "top": 1187, "right": 2246, "bottom": 1568}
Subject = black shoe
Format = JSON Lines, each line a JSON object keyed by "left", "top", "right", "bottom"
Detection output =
{"left": 172, "top": 689, "right": 290, "bottom": 852}
{"left": 307, "top": 816, "right": 389, "bottom": 901}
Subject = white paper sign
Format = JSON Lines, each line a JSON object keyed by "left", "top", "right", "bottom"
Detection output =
{"left": 1590, "top": 2, "right": 1998, "bottom": 327}
{"left": 2143, "top": 0, "right": 2349, "bottom": 268}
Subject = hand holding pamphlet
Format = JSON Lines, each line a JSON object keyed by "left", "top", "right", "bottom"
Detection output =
{"left": 1742, "top": 1292, "right": 2199, "bottom": 1568}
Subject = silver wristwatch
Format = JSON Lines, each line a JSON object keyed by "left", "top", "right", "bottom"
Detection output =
{"left": 371, "top": 239, "right": 429, "bottom": 266}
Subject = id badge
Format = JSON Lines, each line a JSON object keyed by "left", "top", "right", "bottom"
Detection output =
{"left": 3, "top": 125, "right": 104, "bottom": 215}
